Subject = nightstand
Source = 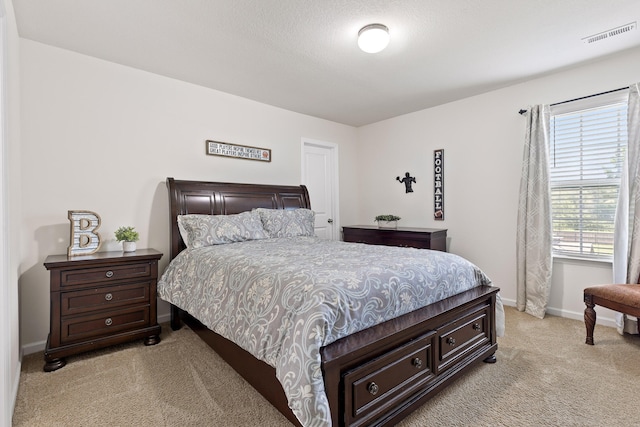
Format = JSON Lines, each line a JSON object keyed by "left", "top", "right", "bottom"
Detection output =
{"left": 342, "top": 225, "right": 447, "bottom": 251}
{"left": 43, "top": 248, "right": 163, "bottom": 372}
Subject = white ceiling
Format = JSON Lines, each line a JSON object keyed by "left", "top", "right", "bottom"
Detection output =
{"left": 13, "top": 0, "right": 640, "bottom": 126}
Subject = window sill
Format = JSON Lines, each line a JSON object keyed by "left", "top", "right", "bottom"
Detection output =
{"left": 552, "top": 254, "right": 612, "bottom": 265}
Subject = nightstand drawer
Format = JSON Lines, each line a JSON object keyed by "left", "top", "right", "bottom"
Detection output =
{"left": 437, "top": 305, "right": 490, "bottom": 372}
{"left": 61, "top": 305, "right": 150, "bottom": 344}
{"left": 61, "top": 282, "right": 151, "bottom": 316}
{"left": 343, "top": 331, "right": 436, "bottom": 424}
{"left": 59, "top": 262, "right": 153, "bottom": 288}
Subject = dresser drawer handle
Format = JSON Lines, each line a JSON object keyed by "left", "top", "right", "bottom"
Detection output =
{"left": 367, "top": 382, "right": 379, "bottom": 396}
{"left": 446, "top": 337, "right": 456, "bottom": 346}
{"left": 105, "top": 271, "right": 114, "bottom": 278}
{"left": 473, "top": 322, "right": 481, "bottom": 331}
{"left": 412, "top": 357, "right": 423, "bottom": 369}
{"left": 104, "top": 293, "right": 113, "bottom": 301}
{"left": 105, "top": 318, "right": 113, "bottom": 326}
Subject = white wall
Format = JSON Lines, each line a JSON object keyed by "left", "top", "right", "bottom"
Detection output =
{"left": 2, "top": 0, "right": 21, "bottom": 423}
{"left": 357, "top": 46, "right": 640, "bottom": 327}
{"left": 19, "top": 39, "right": 359, "bottom": 352}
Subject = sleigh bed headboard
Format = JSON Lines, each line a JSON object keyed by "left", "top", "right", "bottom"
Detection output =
{"left": 166, "top": 177, "right": 311, "bottom": 260}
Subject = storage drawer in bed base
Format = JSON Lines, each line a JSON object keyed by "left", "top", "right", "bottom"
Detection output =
{"left": 321, "top": 286, "right": 499, "bottom": 427}
{"left": 343, "top": 331, "right": 436, "bottom": 424}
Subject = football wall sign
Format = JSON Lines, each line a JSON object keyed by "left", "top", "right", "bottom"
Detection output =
{"left": 434, "top": 149, "right": 444, "bottom": 220}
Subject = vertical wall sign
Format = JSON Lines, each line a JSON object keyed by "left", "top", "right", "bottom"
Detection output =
{"left": 434, "top": 149, "right": 444, "bottom": 220}
{"left": 68, "top": 210, "right": 102, "bottom": 257}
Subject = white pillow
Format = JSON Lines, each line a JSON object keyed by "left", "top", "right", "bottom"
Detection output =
{"left": 178, "top": 211, "right": 268, "bottom": 248}
{"left": 254, "top": 208, "right": 315, "bottom": 238}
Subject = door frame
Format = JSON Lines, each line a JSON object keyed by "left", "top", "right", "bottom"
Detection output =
{"left": 301, "top": 138, "right": 340, "bottom": 240}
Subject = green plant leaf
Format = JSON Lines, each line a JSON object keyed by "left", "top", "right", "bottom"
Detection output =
{"left": 114, "top": 226, "right": 139, "bottom": 242}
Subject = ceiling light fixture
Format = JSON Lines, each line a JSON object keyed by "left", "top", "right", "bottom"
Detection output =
{"left": 358, "top": 23, "right": 390, "bottom": 53}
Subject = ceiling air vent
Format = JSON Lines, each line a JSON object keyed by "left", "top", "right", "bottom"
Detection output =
{"left": 582, "top": 22, "right": 637, "bottom": 44}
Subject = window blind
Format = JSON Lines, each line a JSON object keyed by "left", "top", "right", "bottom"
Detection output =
{"left": 550, "top": 94, "right": 628, "bottom": 260}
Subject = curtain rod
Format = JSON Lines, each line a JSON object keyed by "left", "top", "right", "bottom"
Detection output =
{"left": 518, "top": 86, "right": 629, "bottom": 115}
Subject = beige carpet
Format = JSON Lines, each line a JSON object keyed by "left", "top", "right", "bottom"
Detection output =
{"left": 13, "top": 307, "right": 640, "bottom": 427}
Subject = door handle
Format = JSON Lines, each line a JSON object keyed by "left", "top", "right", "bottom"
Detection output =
{"left": 327, "top": 219, "right": 334, "bottom": 224}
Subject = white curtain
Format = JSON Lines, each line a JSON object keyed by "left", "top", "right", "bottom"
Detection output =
{"left": 613, "top": 83, "right": 640, "bottom": 335}
{"left": 517, "top": 105, "right": 553, "bottom": 318}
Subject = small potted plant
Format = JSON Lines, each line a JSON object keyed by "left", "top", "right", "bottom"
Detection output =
{"left": 374, "top": 214, "right": 401, "bottom": 229}
{"left": 114, "top": 226, "right": 139, "bottom": 252}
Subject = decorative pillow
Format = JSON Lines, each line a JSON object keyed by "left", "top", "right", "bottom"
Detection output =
{"left": 255, "top": 208, "right": 316, "bottom": 238}
{"left": 178, "top": 211, "right": 268, "bottom": 248}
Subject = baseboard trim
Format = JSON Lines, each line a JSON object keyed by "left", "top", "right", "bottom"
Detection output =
{"left": 10, "top": 359, "right": 21, "bottom": 424}
{"left": 500, "top": 297, "right": 618, "bottom": 328}
{"left": 21, "top": 339, "right": 46, "bottom": 356}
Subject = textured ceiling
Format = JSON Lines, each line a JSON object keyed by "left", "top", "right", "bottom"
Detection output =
{"left": 13, "top": 0, "right": 640, "bottom": 126}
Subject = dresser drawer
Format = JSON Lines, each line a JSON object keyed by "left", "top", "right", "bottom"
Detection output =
{"left": 59, "top": 261, "right": 153, "bottom": 288}
{"left": 343, "top": 331, "right": 436, "bottom": 425}
{"left": 437, "top": 305, "right": 490, "bottom": 372}
{"left": 60, "top": 305, "right": 150, "bottom": 344}
{"left": 342, "top": 226, "right": 447, "bottom": 252}
{"left": 381, "top": 237, "right": 430, "bottom": 249}
{"left": 61, "top": 282, "right": 151, "bottom": 316}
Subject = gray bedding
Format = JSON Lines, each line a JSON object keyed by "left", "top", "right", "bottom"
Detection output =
{"left": 158, "top": 236, "right": 503, "bottom": 427}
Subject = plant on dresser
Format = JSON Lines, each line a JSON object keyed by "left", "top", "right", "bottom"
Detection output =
{"left": 374, "top": 214, "right": 401, "bottom": 229}
{"left": 43, "top": 248, "right": 162, "bottom": 372}
{"left": 114, "top": 226, "right": 140, "bottom": 252}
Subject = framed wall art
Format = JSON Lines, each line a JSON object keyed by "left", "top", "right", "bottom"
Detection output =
{"left": 206, "top": 140, "right": 271, "bottom": 162}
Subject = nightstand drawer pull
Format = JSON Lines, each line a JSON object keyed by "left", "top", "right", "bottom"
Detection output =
{"left": 446, "top": 337, "right": 456, "bottom": 346}
{"left": 105, "top": 318, "right": 113, "bottom": 326}
{"left": 105, "top": 270, "right": 114, "bottom": 278}
{"left": 367, "top": 382, "right": 379, "bottom": 396}
{"left": 412, "top": 357, "right": 423, "bottom": 369}
{"left": 104, "top": 293, "right": 113, "bottom": 301}
{"left": 473, "top": 322, "right": 481, "bottom": 331}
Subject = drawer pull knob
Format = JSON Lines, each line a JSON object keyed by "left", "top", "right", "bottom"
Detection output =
{"left": 473, "top": 322, "right": 481, "bottom": 331}
{"left": 105, "top": 293, "right": 113, "bottom": 301}
{"left": 446, "top": 337, "right": 456, "bottom": 346}
{"left": 105, "top": 318, "right": 113, "bottom": 326}
{"left": 105, "top": 271, "right": 114, "bottom": 278}
{"left": 412, "top": 357, "right": 423, "bottom": 369}
{"left": 367, "top": 382, "right": 379, "bottom": 396}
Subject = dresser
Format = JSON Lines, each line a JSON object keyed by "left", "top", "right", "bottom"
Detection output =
{"left": 43, "top": 248, "right": 163, "bottom": 372}
{"left": 342, "top": 225, "right": 447, "bottom": 251}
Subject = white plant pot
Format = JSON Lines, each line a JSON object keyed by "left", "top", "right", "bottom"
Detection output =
{"left": 377, "top": 221, "right": 397, "bottom": 229}
{"left": 123, "top": 241, "right": 137, "bottom": 252}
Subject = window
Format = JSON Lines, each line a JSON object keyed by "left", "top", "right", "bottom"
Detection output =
{"left": 550, "top": 90, "right": 628, "bottom": 260}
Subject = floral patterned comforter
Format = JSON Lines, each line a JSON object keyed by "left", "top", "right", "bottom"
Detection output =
{"left": 157, "top": 236, "right": 501, "bottom": 427}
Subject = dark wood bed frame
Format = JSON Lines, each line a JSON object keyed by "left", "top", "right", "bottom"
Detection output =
{"left": 165, "top": 177, "right": 499, "bottom": 427}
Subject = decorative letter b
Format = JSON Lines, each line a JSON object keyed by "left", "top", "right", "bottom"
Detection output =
{"left": 68, "top": 210, "right": 102, "bottom": 257}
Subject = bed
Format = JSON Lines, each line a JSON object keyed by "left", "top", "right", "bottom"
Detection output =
{"left": 159, "top": 177, "right": 503, "bottom": 427}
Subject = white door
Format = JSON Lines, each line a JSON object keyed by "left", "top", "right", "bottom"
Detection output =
{"left": 302, "top": 139, "right": 339, "bottom": 240}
